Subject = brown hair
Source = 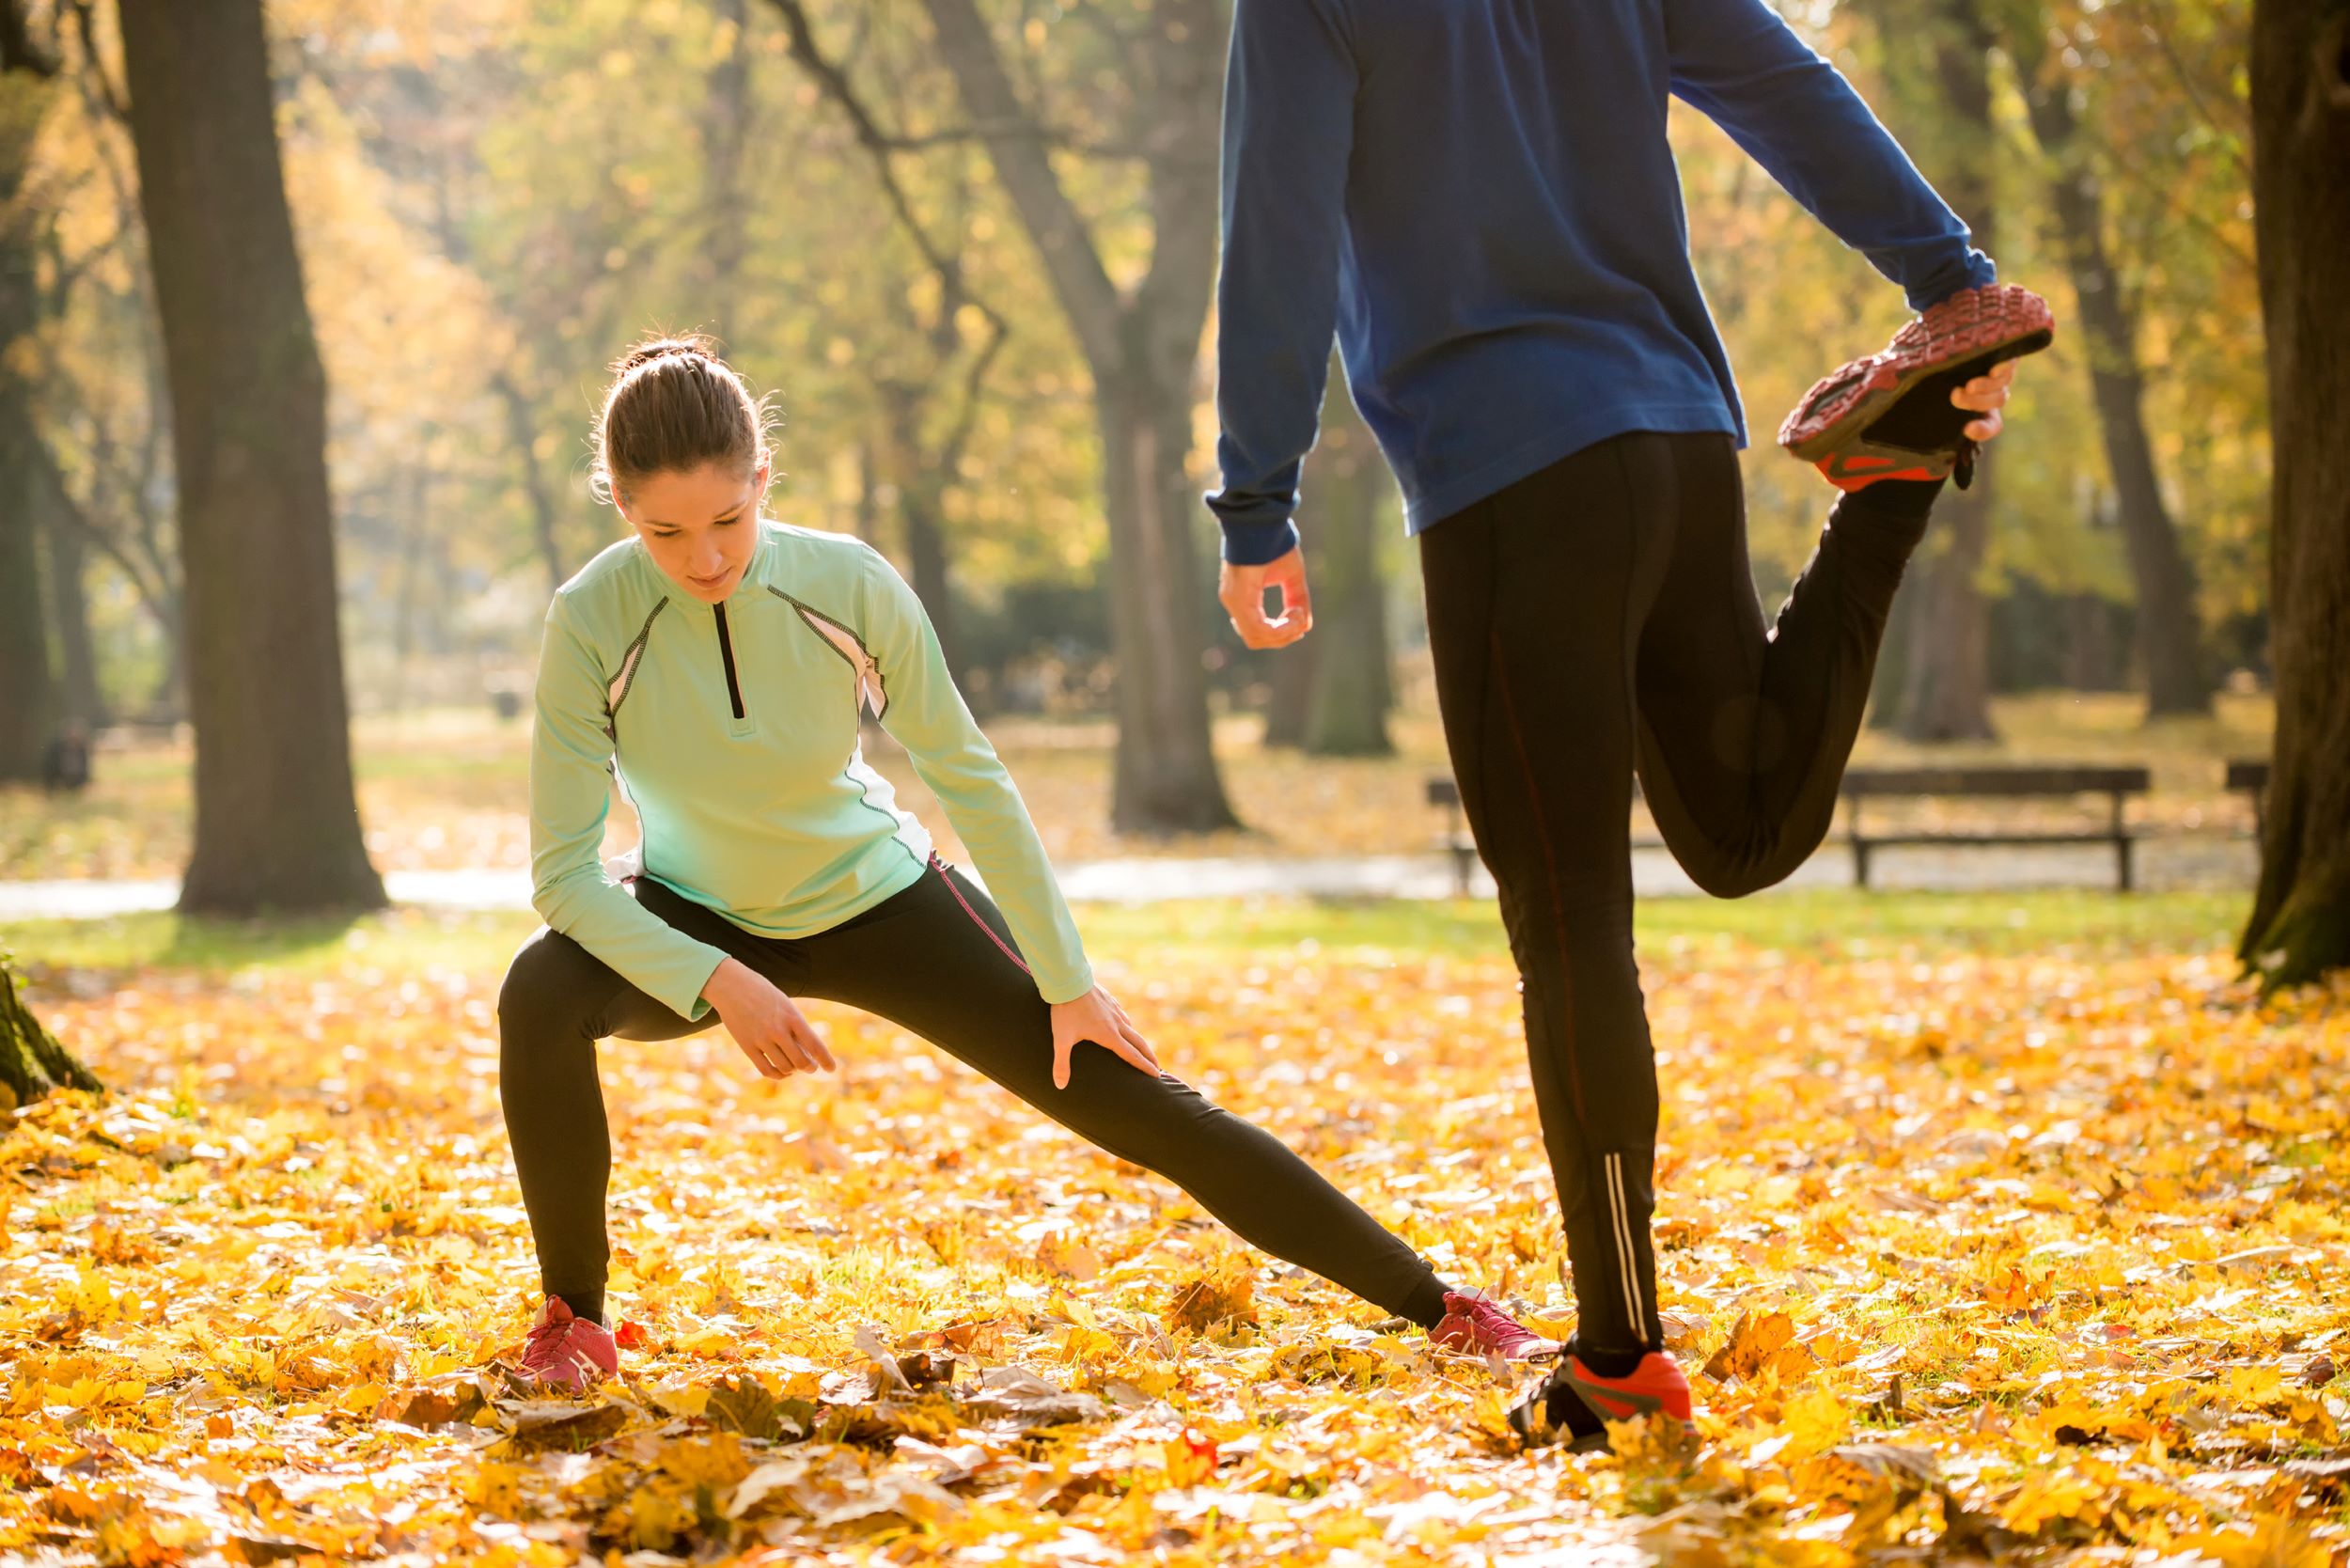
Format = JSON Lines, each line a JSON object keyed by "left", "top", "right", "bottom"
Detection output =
{"left": 589, "top": 333, "right": 776, "bottom": 506}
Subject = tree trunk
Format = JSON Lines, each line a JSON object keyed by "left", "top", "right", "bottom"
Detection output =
{"left": 901, "top": 489, "right": 962, "bottom": 681}
{"left": 1888, "top": 0, "right": 1999, "bottom": 743}
{"left": 497, "top": 373, "right": 568, "bottom": 595}
{"left": 1302, "top": 381, "right": 1393, "bottom": 757}
{"left": 44, "top": 505, "right": 107, "bottom": 728}
{"left": 0, "top": 389, "right": 55, "bottom": 780}
{"left": 1, "top": 961, "right": 103, "bottom": 1112}
{"left": 2009, "top": 21, "right": 2214, "bottom": 717}
{"left": 701, "top": 0, "right": 751, "bottom": 333}
{"left": 0, "top": 37, "right": 58, "bottom": 780}
{"left": 1894, "top": 473, "right": 1999, "bottom": 742}
{"left": 120, "top": 0, "right": 385, "bottom": 915}
{"left": 1100, "top": 375, "right": 1239, "bottom": 831}
{"left": 1262, "top": 637, "right": 1314, "bottom": 748}
{"left": 918, "top": 0, "right": 1239, "bottom": 834}
{"left": 2239, "top": 0, "right": 2350, "bottom": 989}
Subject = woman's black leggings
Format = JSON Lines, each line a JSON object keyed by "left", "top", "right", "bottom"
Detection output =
{"left": 1419, "top": 431, "right": 1936, "bottom": 1361}
{"left": 498, "top": 855, "right": 1453, "bottom": 1329}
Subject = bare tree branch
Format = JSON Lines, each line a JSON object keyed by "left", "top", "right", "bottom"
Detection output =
{"left": 916, "top": 0, "right": 1123, "bottom": 373}
{"left": 935, "top": 306, "right": 1007, "bottom": 473}
{"left": 33, "top": 434, "right": 178, "bottom": 633}
{"left": 2133, "top": 2, "right": 2251, "bottom": 175}
{"left": 64, "top": 0, "right": 128, "bottom": 121}
{"left": 0, "top": 0, "right": 57, "bottom": 77}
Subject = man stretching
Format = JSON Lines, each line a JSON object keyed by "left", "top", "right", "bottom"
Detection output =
{"left": 1207, "top": 0, "right": 2050, "bottom": 1448}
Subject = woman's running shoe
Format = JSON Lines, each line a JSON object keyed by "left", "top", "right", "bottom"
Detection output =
{"left": 1779, "top": 282, "right": 2055, "bottom": 492}
{"left": 1506, "top": 1349, "right": 1695, "bottom": 1452}
{"left": 1429, "top": 1289, "right": 1562, "bottom": 1362}
{"left": 512, "top": 1296, "right": 619, "bottom": 1394}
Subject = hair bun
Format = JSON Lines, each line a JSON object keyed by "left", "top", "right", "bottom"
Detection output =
{"left": 618, "top": 334, "right": 717, "bottom": 372}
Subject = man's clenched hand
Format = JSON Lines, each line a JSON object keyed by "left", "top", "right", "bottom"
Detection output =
{"left": 1219, "top": 546, "right": 1314, "bottom": 651}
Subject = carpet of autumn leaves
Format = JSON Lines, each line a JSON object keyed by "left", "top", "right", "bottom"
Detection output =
{"left": 5, "top": 898, "right": 2348, "bottom": 1567}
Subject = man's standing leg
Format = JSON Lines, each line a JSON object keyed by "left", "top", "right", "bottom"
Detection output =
{"left": 1418, "top": 433, "right": 1676, "bottom": 1365}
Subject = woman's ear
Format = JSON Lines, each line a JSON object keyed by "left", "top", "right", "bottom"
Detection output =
{"left": 754, "top": 458, "right": 773, "bottom": 495}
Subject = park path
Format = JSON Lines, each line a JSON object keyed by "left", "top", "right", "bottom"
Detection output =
{"left": 0, "top": 838, "right": 2256, "bottom": 920}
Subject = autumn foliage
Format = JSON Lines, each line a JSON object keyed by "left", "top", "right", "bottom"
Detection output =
{"left": 3, "top": 903, "right": 2344, "bottom": 1564}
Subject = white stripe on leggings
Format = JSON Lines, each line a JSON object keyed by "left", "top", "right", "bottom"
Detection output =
{"left": 1605, "top": 1152, "right": 1647, "bottom": 1336}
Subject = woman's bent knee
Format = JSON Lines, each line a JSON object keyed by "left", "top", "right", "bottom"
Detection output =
{"left": 498, "top": 927, "right": 606, "bottom": 1043}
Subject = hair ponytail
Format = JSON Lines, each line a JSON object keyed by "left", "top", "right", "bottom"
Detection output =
{"left": 589, "top": 332, "right": 776, "bottom": 505}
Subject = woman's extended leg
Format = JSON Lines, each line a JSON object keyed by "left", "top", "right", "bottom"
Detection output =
{"left": 792, "top": 855, "right": 1454, "bottom": 1327}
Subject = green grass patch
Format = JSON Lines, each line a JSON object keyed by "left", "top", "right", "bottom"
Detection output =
{"left": 3, "top": 907, "right": 540, "bottom": 978}
{"left": 5, "top": 888, "right": 2245, "bottom": 986}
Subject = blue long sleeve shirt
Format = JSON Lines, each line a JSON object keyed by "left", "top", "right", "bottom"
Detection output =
{"left": 1206, "top": 0, "right": 1997, "bottom": 564}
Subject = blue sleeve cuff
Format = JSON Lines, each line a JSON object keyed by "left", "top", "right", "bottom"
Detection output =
{"left": 1219, "top": 516, "right": 1300, "bottom": 566}
{"left": 1908, "top": 249, "right": 1998, "bottom": 313}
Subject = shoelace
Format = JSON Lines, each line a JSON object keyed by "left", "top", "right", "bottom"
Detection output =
{"left": 522, "top": 1315, "right": 578, "bottom": 1369}
{"left": 1465, "top": 1298, "right": 1532, "bottom": 1346}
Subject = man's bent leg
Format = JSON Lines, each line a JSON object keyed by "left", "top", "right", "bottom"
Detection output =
{"left": 1632, "top": 435, "right": 1938, "bottom": 895}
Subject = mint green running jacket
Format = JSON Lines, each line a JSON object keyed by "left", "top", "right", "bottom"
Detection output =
{"left": 529, "top": 519, "right": 1094, "bottom": 1019}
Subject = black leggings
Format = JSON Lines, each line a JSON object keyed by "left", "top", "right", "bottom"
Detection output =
{"left": 1419, "top": 431, "right": 1934, "bottom": 1357}
{"left": 498, "top": 855, "right": 1452, "bottom": 1328}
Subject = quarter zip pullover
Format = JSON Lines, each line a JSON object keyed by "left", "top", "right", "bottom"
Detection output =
{"left": 712, "top": 603, "right": 745, "bottom": 720}
{"left": 529, "top": 519, "right": 1094, "bottom": 1019}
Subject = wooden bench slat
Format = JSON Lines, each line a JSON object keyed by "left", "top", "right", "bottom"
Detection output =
{"left": 1857, "top": 831, "right": 2136, "bottom": 848}
{"left": 1842, "top": 765, "right": 2150, "bottom": 797}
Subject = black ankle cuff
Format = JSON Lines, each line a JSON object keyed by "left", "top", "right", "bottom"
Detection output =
{"left": 1404, "top": 1276, "right": 1453, "bottom": 1332}
{"left": 1835, "top": 475, "right": 1945, "bottom": 525}
{"left": 555, "top": 1289, "right": 605, "bottom": 1326}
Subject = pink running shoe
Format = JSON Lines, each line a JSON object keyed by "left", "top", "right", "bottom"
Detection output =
{"left": 1779, "top": 282, "right": 2055, "bottom": 492}
{"left": 1429, "top": 1289, "right": 1562, "bottom": 1363}
{"left": 514, "top": 1297, "right": 619, "bottom": 1394}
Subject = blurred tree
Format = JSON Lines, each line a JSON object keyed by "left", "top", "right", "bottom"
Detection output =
{"left": 0, "top": 0, "right": 62, "bottom": 779}
{"left": 1870, "top": 0, "right": 2002, "bottom": 742}
{"left": 2240, "top": 0, "right": 2349, "bottom": 988}
{"left": 119, "top": 0, "right": 384, "bottom": 912}
{"left": 24, "top": 14, "right": 186, "bottom": 720}
{"left": 2006, "top": 11, "right": 2212, "bottom": 717}
{"left": 915, "top": 0, "right": 1240, "bottom": 832}
{"left": 42, "top": 510, "right": 103, "bottom": 725}
{"left": 701, "top": 0, "right": 753, "bottom": 328}
{"left": 1263, "top": 366, "right": 1391, "bottom": 756}
{"left": 766, "top": 0, "right": 1013, "bottom": 681}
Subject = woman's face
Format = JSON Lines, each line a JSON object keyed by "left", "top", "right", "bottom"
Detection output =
{"left": 618, "top": 460, "right": 769, "bottom": 604}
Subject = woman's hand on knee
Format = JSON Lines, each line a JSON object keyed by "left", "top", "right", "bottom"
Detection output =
{"left": 702, "top": 957, "right": 836, "bottom": 1080}
{"left": 1048, "top": 985, "right": 1164, "bottom": 1090}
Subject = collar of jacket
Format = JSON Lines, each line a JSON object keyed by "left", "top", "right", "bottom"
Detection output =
{"left": 641, "top": 522, "right": 776, "bottom": 618}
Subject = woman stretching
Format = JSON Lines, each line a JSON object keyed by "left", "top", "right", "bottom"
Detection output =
{"left": 500, "top": 336, "right": 1546, "bottom": 1389}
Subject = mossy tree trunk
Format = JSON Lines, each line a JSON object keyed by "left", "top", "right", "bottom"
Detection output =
{"left": 2, "top": 961, "right": 102, "bottom": 1111}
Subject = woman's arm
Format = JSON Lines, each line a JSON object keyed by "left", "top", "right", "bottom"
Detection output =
{"left": 529, "top": 592, "right": 733, "bottom": 1020}
{"left": 854, "top": 547, "right": 1095, "bottom": 1006}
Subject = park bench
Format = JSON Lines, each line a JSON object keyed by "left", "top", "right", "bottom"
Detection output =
{"left": 1425, "top": 776, "right": 1668, "bottom": 896}
{"left": 1841, "top": 765, "right": 2151, "bottom": 891}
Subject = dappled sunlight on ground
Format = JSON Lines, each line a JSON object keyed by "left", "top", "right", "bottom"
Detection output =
{"left": 4, "top": 898, "right": 2344, "bottom": 1563}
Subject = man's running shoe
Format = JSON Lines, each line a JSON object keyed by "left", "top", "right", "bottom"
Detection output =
{"left": 1429, "top": 1289, "right": 1562, "bottom": 1363}
{"left": 1506, "top": 1350, "right": 1694, "bottom": 1453}
{"left": 512, "top": 1296, "right": 619, "bottom": 1394}
{"left": 1779, "top": 283, "right": 2055, "bottom": 493}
